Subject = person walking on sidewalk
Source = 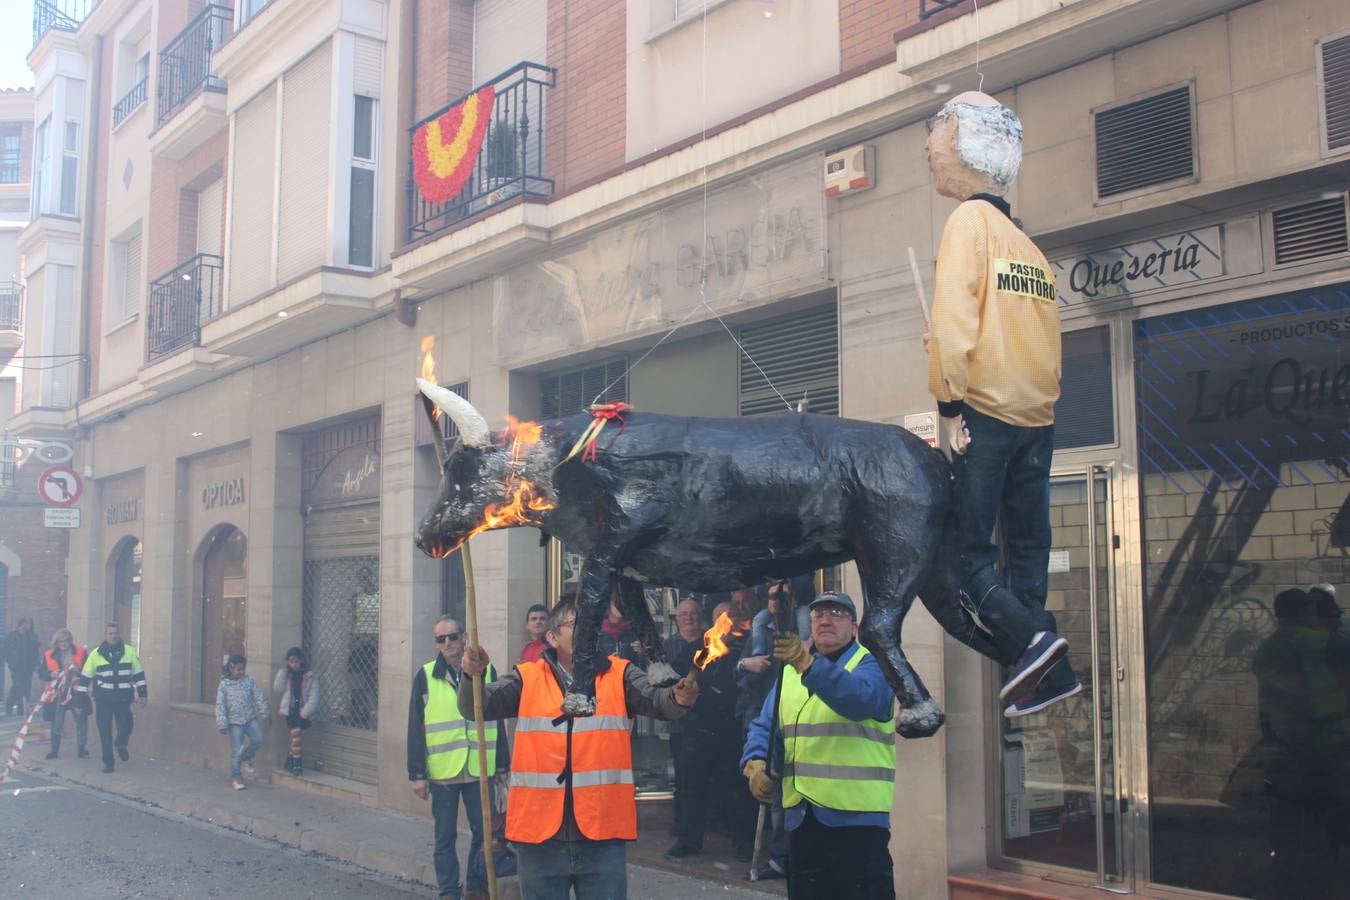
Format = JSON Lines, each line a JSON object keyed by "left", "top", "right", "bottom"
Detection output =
{"left": 741, "top": 592, "right": 897, "bottom": 900}
{"left": 39, "top": 628, "right": 90, "bottom": 759}
{"left": 460, "top": 598, "right": 700, "bottom": 900}
{"left": 408, "top": 616, "right": 509, "bottom": 900}
{"left": 273, "top": 647, "right": 318, "bottom": 775}
{"left": 4, "top": 617, "right": 41, "bottom": 717}
{"left": 78, "top": 623, "right": 146, "bottom": 773}
{"left": 216, "top": 655, "right": 270, "bottom": 790}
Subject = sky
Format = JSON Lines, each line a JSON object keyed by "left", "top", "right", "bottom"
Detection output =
{"left": 1, "top": 1, "right": 37, "bottom": 90}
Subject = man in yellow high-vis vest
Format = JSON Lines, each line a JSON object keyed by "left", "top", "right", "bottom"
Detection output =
{"left": 741, "top": 592, "right": 897, "bottom": 900}
{"left": 407, "top": 616, "right": 507, "bottom": 900}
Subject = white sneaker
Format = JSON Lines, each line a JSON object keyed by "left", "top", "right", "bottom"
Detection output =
{"left": 232, "top": 780, "right": 246, "bottom": 790}
{"left": 242, "top": 762, "right": 255, "bottom": 776}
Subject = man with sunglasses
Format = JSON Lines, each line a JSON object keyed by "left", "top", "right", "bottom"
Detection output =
{"left": 741, "top": 592, "right": 897, "bottom": 899}
{"left": 407, "top": 616, "right": 508, "bottom": 900}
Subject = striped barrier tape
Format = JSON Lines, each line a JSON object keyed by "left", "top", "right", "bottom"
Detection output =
{"left": 0, "top": 666, "right": 75, "bottom": 785}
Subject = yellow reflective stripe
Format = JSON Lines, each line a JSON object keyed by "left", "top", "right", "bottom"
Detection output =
{"left": 781, "top": 722, "right": 895, "bottom": 744}
{"left": 515, "top": 715, "right": 628, "bottom": 733}
{"left": 509, "top": 769, "right": 634, "bottom": 789}
{"left": 784, "top": 762, "right": 895, "bottom": 783}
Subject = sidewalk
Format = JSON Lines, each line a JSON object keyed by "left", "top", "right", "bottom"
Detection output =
{"left": 4, "top": 715, "right": 781, "bottom": 899}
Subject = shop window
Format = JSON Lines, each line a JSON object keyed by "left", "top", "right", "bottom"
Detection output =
{"left": 737, "top": 303, "right": 839, "bottom": 416}
{"left": 111, "top": 538, "right": 142, "bottom": 647}
{"left": 1133, "top": 285, "right": 1350, "bottom": 898}
{"left": 540, "top": 359, "right": 629, "bottom": 419}
{"left": 1055, "top": 325, "right": 1115, "bottom": 449}
{"left": 199, "top": 525, "right": 247, "bottom": 704}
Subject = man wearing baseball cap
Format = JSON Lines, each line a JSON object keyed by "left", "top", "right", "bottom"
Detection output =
{"left": 740, "top": 591, "right": 897, "bottom": 899}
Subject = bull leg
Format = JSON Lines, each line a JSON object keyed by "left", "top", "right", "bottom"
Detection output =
{"left": 565, "top": 556, "right": 619, "bottom": 717}
{"left": 618, "top": 578, "right": 677, "bottom": 685}
{"left": 855, "top": 555, "right": 946, "bottom": 739}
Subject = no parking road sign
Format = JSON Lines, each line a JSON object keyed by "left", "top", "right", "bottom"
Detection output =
{"left": 38, "top": 466, "right": 83, "bottom": 507}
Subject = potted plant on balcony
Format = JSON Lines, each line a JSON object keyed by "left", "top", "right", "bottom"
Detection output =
{"left": 481, "top": 122, "right": 523, "bottom": 207}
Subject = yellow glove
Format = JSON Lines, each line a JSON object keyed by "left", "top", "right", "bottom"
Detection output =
{"left": 743, "top": 759, "right": 775, "bottom": 804}
{"left": 773, "top": 633, "right": 813, "bottom": 674}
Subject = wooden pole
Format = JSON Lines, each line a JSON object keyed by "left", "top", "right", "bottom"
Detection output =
{"left": 460, "top": 539, "right": 498, "bottom": 900}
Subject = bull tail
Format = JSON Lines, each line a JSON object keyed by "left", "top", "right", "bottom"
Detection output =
{"left": 916, "top": 488, "right": 1007, "bottom": 664}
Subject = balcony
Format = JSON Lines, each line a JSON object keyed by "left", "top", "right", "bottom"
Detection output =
{"left": 32, "top": 0, "right": 94, "bottom": 48}
{"left": 112, "top": 77, "right": 148, "bottom": 129}
{"left": 151, "top": 5, "right": 232, "bottom": 159}
{"left": 406, "top": 61, "right": 556, "bottom": 244}
{"left": 146, "top": 253, "right": 223, "bottom": 361}
{"left": 0, "top": 281, "right": 22, "bottom": 364}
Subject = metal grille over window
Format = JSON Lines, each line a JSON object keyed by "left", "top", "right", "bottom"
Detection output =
{"left": 1094, "top": 86, "right": 1194, "bottom": 199}
{"left": 1272, "top": 195, "right": 1349, "bottom": 265}
{"left": 540, "top": 360, "right": 628, "bottom": 419}
{"left": 737, "top": 304, "right": 839, "bottom": 416}
{"left": 301, "top": 416, "right": 381, "bottom": 784}
{"left": 1321, "top": 32, "right": 1350, "bottom": 152}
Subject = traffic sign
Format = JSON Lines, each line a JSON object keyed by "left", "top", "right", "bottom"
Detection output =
{"left": 37, "top": 466, "right": 83, "bottom": 507}
{"left": 44, "top": 507, "right": 81, "bottom": 528}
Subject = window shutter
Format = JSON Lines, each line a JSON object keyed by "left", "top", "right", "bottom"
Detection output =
{"left": 228, "top": 85, "right": 277, "bottom": 304}
{"left": 277, "top": 43, "right": 333, "bottom": 281}
{"left": 1094, "top": 85, "right": 1195, "bottom": 199}
{"left": 540, "top": 360, "right": 628, "bottom": 419}
{"left": 1320, "top": 32, "right": 1350, "bottom": 153}
{"left": 1271, "top": 195, "right": 1349, "bottom": 266}
{"left": 123, "top": 231, "right": 142, "bottom": 321}
{"left": 196, "top": 178, "right": 223, "bottom": 257}
{"left": 473, "top": 0, "right": 548, "bottom": 83}
{"left": 353, "top": 36, "right": 383, "bottom": 99}
{"left": 737, "top": 305, "right": 839, "bottom": 417}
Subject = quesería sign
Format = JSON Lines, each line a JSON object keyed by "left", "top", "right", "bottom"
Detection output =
{"left": 1052, "top": 225, "right": 1223, "bottom": 305}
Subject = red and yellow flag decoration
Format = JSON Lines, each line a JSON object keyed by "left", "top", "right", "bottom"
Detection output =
{"left": 412, "top": 85, "right": 496, "bottom": 205}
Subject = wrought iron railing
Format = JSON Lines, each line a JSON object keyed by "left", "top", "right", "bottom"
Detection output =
{"left": 146, "top": 253, "right": 223, "bottom": 360}
{"left": 0, "top": 282, "right": 22, "bottom": 331}
{"left": 920, "top": 0, "right": 969, "bottom": 18}
{"left": 112, "top": 77, "right": 148, "bottom": 128}
{"left": 33, "top": 0, "right": 94, "bottom": 48}
{"left": 158, "top": 5, "right": 233, "bottom": 127}
{"left": 406, "top": 61, "right": 556, "bottom": 243}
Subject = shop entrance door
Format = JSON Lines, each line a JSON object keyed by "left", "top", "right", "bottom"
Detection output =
{"left": 998, "top": 465, "right": 1124, "bottom": 889}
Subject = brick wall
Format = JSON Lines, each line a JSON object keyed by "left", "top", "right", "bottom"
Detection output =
{"left": 413, "top": 0, "right": 475, "bottom": 124}
{"left": 840, "top": 0, "right": 920, "bottom": 71}
{"left": 545, "top": 0, "right": 626, "bottom": 194}
{"left": 146, "top": 130, "right": 227, "bottom": 290}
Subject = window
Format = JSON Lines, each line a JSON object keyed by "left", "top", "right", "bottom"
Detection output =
{"left": 32, "top": 117, "right": 49, "bottom": 216}
{"left": 0, "top": 127, "right": 20, "bottom": 184}
{"left": 60, "top": 121, "right": 79, "bottom": 216}
{"left": 108, "top": 226, "right": 143, "bottom": 326}
{"left": 239, "top": 0, "right": 274, "bottom": 28}
{"left": 348, "top": 95, "right": 376, "bottom": 268}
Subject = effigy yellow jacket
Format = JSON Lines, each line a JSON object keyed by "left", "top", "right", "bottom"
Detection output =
{"left": 926, "top": 198, "right": 1061, "bottom": 427}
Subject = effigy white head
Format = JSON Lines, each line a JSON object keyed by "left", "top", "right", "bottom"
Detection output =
{"left": 925, "top": 91, "right": 1023, "bottom": 200}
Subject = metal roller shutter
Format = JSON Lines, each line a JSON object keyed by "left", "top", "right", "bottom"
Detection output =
{"left": 353, "top": 36, "right": 383, "bottom": 99}
{"left": 737, "top": 303, "right": 839, "bottom": 416}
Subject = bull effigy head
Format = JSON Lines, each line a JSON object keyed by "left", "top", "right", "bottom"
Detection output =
{"left": 415, "top": 379, "right": 557, "bottom": 559}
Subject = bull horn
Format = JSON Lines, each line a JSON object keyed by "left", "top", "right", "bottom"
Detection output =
{"left": 416, "top": 378, "right": 491, "bottom": 447}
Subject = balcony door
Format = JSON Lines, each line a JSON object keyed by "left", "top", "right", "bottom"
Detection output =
{"left": 197, "top": 178, "right": 222, "bottom": 257}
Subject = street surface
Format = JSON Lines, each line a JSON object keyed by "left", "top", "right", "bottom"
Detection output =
{"left": 0, "top": 767, "right": 772, "bottom": 899}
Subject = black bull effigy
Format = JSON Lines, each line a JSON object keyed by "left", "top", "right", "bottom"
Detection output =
{"left": 414, "top": 381, "right": 1005, "bottom": 738}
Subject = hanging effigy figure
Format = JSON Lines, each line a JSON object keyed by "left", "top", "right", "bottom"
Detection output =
{"left": 924, "top": 91, "right": 1081, "bottom": 716}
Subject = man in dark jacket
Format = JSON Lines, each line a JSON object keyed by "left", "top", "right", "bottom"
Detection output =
{"left": 77, "top": 623, "right": 147, "bottom": 773}
{"left": 4, "top": 618, "right": 41, "bottom": 716}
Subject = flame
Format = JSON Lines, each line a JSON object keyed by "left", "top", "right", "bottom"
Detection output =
{"left": 694, "top": 612, "right": 749, "bottom": 670}
{"left": 420, "top": 336, "right": 438, "bottom": 419}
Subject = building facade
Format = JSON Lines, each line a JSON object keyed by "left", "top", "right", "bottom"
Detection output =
{"left": 12, "top": 0, "right": 1350, "bottom": 897}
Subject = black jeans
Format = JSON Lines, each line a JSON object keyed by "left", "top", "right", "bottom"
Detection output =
{"left": 787, "top": 807, "right": 893, "bottom": 899}
{"left": 952, "top": 406, "right": 1058, "bottom": 664}
{"left": 95, "top": 700, "right": 134, "bottom": 767}
{"left": 5, "top": 665, "right": 33, "bottom": 714}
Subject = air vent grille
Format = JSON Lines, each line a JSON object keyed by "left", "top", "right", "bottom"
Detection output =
{"left": 540, "top": 359, "right": 628, "bottom": 420}
{"left": 1321, "top": 33, "right": 1350, "bottom": 152}
{"left": 1095, "top": 86, "right": 1194, "bottom": 199}
{"left": 1272, "top": 196, "right": 1349, "bottom": 266}
{"left": 738, "top": 305, "right": 839, "bottom": 417}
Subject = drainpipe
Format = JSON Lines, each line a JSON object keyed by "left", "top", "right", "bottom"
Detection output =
{"left": 77, "top": 34, "right": 104, "bottom": 404}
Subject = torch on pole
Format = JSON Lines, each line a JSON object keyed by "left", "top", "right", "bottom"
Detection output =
{"left": 460, "top": 539, "right": 499, "bottom": 900}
